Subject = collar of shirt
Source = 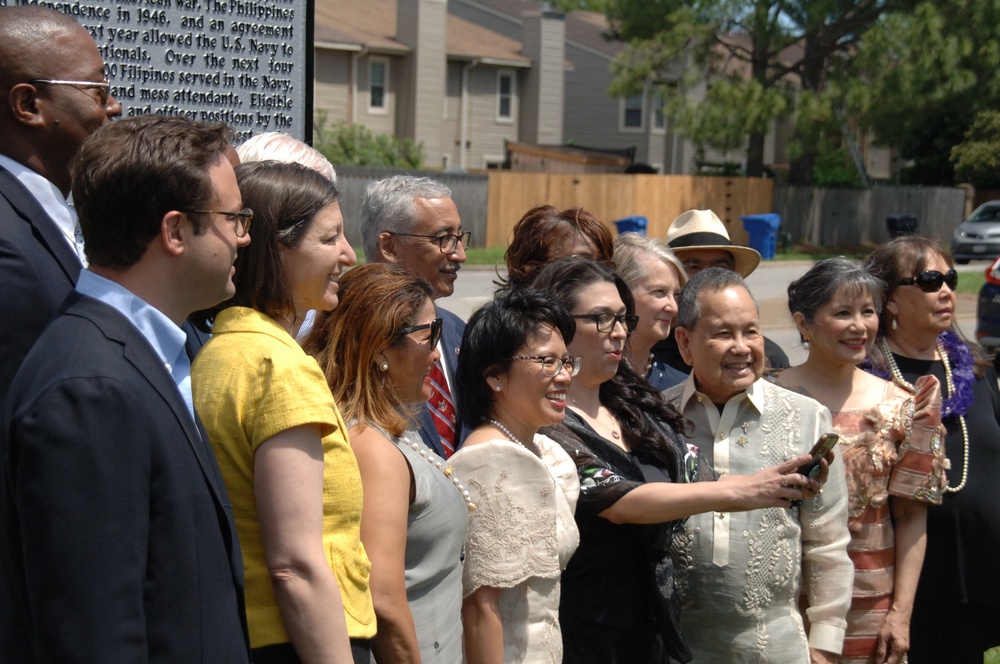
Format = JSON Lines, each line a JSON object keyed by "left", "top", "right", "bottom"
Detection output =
{"left": 76, "top": 270, "right": 194, "bottom": 418}
{"left": 0, "top": 154, "right": 79, "bottom": 258}
{"left": 677, "top": 373, "right": 766, "bottom": 414}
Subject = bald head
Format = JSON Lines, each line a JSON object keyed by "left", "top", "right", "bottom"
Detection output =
{"left": 0, "top": 6, "right": 120, "bottom": 194}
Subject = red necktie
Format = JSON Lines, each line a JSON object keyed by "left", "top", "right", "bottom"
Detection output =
{"left": 428, "top": 359, "right": 457, "bottom": 458}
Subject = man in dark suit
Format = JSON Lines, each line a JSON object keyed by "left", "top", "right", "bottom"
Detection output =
{"left": 0, "top": 6, "right": 122, "bottom": 405}
{"left": 360, "top": 175, "right": 469, "bottom": 457}
{"left": 0, "top": 116, "right": 252, "bottom": 663}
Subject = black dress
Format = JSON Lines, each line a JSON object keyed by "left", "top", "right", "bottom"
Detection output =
{"left": 543, "top": 411, "right": 714, "bottom": 664}
{"left": 892, "top": 354, "right": 1000, "bottom": 662}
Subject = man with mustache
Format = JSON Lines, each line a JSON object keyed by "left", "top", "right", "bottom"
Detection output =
{"left": 361, "top": 175, "right": 470, "bottom": 458}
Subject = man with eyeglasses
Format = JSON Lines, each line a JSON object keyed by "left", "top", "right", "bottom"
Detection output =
{"left": 0, "top": 115, "right": 252, "bottom": 663}
{"left": 360, "top": 175, "right": 470, "bottom": 458}
{"left": 654, "top": 209, "right": 790, "bottom": 376}
{"left": 0, "top": 6, "right": 122, "bottom": 406}
{"left": 663, "top": 267, "right": 852, "bottom": 664}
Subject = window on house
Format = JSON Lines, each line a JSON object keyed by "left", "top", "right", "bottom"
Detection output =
{"left": 623, "top": 93, "right": 643, "bottom": 129}
{"left": 497, "top": 70, "right": 513, "bottom": 121}
{"left": 653, "top": 92, "right": 665, "bottom": 131}
{"left": 369, "top": 58, "right": 388, "bottom": 112}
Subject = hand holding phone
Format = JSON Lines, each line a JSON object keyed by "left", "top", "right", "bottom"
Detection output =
{"left": 796, "top": 433, "right": 839, "bottom": 480}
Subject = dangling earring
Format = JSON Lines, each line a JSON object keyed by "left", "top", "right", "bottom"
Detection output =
{"left": 379, "top": 360, "right": 389, "bottom": 372}
{"left": 891, "top": 318, "right": 898, "bottom": 331}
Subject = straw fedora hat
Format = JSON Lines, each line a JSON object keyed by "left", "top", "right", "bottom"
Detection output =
{"left": 665, "top": 209, "right": 761, "bottom": 277}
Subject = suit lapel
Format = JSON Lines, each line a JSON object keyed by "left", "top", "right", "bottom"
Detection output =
{"left": 0, "top": 167, "right": 82, "bottom": 285}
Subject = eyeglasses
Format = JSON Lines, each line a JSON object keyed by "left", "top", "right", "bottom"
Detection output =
{"left": 186, "top": 208, "right": 253, "bottom": 237}
{"left": 399, "top": 317, "right": 443, "bottom": 346}
{"left": 391, "top": 231, "right": 471, "bottom": 254}
{"left": 511, "top": 355, "right": 582, "bottom": 377}
{"left": 29, "top": 78, "right": 111, "bottom": 107}
{"left": 897, "top": 269, "right": 958, "bottom": 293}
{"left": 572, "top": 312, "right": 639, "bottom": 334}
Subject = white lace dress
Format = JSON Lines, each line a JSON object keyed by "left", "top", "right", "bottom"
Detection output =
{"left": 449, "top": 434, "right": 580, "bottom": 663}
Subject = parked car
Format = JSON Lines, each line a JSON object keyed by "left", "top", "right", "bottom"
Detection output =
{"left": 976, "top": 256, "right": 1000, "bottom": 367}
{"left": 952, "top": 200, "right": 1000, "bottom": 264}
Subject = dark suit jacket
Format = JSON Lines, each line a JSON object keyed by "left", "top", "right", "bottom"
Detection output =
{"left": 0, "top": 166, "right": 81, "bottom": 406}
{"left": 417, "top": 305, "right": 467, "bottom": 457}
{"left": 0, "top": 292, "right": 251, "bottom": 663}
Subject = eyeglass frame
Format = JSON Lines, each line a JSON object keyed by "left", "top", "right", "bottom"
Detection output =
{"left": 29, "top": 78, "right": 112, "bottom": 107}
{"left": 390, "top": 231, "right": 471, "bottom": 254}
{"left": 185, "top": 208, "right": 254, "bottom": 237}
{"left": 511, "top": 355, "right": 582, "bottom": 377}
{"left": 398, "top": 317, "right": 443, "bottom": 347}
{"left": 896, "top": 269, "right": 958, "bottom": 293}
{"left": 571, "top": 312, "right": 639, "bottom": 335}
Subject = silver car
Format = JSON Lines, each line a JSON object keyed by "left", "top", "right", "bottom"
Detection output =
{"left": 952, "top": 200, "right": 1000, "bottom": 264}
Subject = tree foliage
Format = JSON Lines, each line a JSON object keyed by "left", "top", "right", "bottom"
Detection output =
{"left": 849, "top": 0, "right": 1000, "bottom": 185}
{"left": 604, "top": 0, "right": 915, "bottom": 183}
{"left": 951, "top": 111, "right": 1000, "bottom": 191}
{"left": 313, "top": 112, "right": 424, "bottom": 169}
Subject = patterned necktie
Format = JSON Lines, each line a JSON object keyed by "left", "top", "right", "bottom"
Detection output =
{"left": 428, "top": 359, "right": 457, "bottom": 458}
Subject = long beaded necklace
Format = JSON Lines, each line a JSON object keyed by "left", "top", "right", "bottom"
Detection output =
{"left": 879, "top": 337, "right": 969, "bottom": 493}
{"left": 403, "top": 434, "right": 476, "bottom": 511}
{"left": 489, "top": 418, "right": 529, "bottom": 449}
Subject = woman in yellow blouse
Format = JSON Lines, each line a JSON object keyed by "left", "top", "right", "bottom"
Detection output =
{"left": 192, "top": 161, "right": 375, "bottom": 664}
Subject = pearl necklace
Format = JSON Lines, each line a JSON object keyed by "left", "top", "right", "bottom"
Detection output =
{"left": 489, "top": 418, "right": 529, "bottom": 449}
{"left": 404, "top": 434, "right": 476, "bottom": 511}
{"left": 880, "top": 337, "right": 969, "bottom": 493}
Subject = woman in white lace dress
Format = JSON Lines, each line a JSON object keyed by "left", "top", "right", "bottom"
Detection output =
{"left": 449, "top": 288, "right": 582, "bottom": 664}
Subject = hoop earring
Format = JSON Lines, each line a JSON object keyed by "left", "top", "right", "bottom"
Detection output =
{"left": 379, "top": 360, "right": 389, "bottom": 372}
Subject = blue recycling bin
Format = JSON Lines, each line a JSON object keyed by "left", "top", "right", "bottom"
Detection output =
{"left": 741, "top": 213, "right": 782, "bottom": 260}
{"left": 613, "top": 215, "right": 648, "bottom": 236}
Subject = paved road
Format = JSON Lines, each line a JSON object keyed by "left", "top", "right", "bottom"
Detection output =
{"left": 438, "top": 260, "right": 981, "bottom": 367}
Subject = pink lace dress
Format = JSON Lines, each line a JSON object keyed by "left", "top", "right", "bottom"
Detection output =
{"left": 831, "top": 382, "right": 946, "bottom": 663}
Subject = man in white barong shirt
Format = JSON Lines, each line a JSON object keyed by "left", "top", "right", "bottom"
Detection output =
{"left": 664, "top": 267, "right": 852, "bottom": 663}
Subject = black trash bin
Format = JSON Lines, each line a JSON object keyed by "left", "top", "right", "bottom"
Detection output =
{"left": 886, "top": 214, "right": 917, "bottom": 238}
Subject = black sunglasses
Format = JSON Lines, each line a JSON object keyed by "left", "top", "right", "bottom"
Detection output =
{"left": 399, "top": 317, "right": 443, "bottom": 346}
{"left": 897, "top": 269, "right": 958, "bottom": 293}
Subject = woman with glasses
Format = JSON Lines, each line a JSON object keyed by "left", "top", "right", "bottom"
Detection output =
{"left": 192, "top": 161, "right": 375, "bottom": 664}
{"left": 449, "top": 288, "right": 581, "bottom": 663}
{"left": 303, "top": 263, "right": 469, "bottom": 664}
{"left": 863, "top": 237, "right": 1000, "bottom": 663}
{"left": 772, "top": 258, "right": 946, "bottom": 663}
{"left": 530, "top": 257, "right": 823, "bottom": 664}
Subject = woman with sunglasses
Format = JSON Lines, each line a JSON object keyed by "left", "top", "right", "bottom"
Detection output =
{"left": 303, "top": 263, "right": 469, "bottom": 664}
{"left": 449, "top": 288, "right": 581, "bottom": 664}
{"left": 863, "top": 237, "right": 1000, "bottom": 663}
{"left": 192, "top": 161, "right": 374, "bottom": 663}
{"left": 530, "top": 257, "right": 824, "bottom": 664}
{"left": 772, "top": 258, "right": 946, "bottom": 663}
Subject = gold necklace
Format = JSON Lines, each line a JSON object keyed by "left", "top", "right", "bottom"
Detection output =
{"left": 880, "top": 337, "right": 968, "bottom": 493}
{"left": 568, "top": 400, "right": 622, "bottom": 441}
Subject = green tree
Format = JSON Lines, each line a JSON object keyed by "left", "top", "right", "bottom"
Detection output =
{"left": 313, "top": 112, "right": 424, "bottom": 169}
{"left": 951, "top": 110, "right": 1000, "bottom": 190}
{"left": 605, "top": 0, "right": 915, "bottom": 183}
{"left": 849, "top": 0, "right": 1000, "bottom": 185}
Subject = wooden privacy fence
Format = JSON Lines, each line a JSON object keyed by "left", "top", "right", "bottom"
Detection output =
{"left": 486, "top": 172, "right": 775, "bottom": 248}
{"left": 774, "top": 185, "right": 969, "bottom": 248}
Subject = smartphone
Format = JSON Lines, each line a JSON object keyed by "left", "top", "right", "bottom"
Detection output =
{"left": 796, "top": 433, "right": 839, "bottom": 480}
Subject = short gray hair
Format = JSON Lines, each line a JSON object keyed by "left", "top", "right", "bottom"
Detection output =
{"left": 787, "top": 257, "right": 885, "bottom": 323}
{"left": 360, "top": 175, "right": 452, "bottom": 260}
{"left": 677, "top": 267, "right": 750, "bottom": 330}
{"left": 613, "top": 233, "right": 687, "bottom": 288}
{"left": 236, "top": 132, "right": 337, "bottom": 184}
